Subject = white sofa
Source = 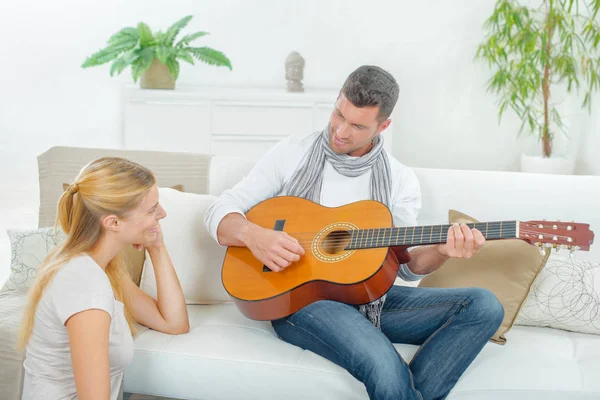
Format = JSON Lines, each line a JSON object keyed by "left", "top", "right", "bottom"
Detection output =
{"left": 124, "top": 156, "right": 600, "bottom": 400}
{"left": 2, "top": 153, "right": 600, "bottom": 400}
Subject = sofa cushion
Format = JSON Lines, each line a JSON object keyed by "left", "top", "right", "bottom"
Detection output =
{"left": 37, "top": 146, "right": 211, "bottom": 228}
{"left": 123, "top": 303, "right": 600, "bottom": 400}
{"left": 140, "top": 188, "right": 230, "bottom": 304}
{"left": 2, "top": 228, "right": 65, "bottom": 294}
{"left": 516, "top": 254, "right": 600, "bottom": 336}
{"left": 418, "top": 210, "right": 551, "bottom": 344}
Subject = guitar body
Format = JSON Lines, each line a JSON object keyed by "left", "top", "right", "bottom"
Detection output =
{"left": 222, "top": 196, "right": 403, "bottom": 321}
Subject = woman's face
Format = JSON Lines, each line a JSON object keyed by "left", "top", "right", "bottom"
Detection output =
{"left": 120, "top": 184, "right": 166, "bottom": 245}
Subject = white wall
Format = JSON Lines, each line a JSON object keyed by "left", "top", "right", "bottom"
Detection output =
{"left": 0, "top": 0, "right": 598, "bottom": 285}
{"left": 0, "top": 0, "right": 598, "bottom": 188}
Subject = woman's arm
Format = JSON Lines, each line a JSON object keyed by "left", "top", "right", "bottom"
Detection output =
{"left": 66, "top": 309, "right": 111, "bottom": 400}
{"left": 123, "top": 225, "right": 189, "bottom": 335}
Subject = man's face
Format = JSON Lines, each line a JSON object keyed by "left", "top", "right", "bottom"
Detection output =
{"left": 328, "top": 94, "right": 391, "bottom": 157}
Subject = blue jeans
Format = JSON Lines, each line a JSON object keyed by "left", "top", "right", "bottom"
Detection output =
{"left": 271, "top": 285, "right": 504, "bottom": 400}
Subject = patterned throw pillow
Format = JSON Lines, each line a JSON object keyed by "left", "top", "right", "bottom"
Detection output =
{"left": 516, "top": 255, "right": 600, "bottom": 335}
{"left": 1, "top": 228, "right": 65, "bottom": 294}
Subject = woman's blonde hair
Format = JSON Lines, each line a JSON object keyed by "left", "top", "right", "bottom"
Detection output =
{"left": 17, "top": 157, "right": 155, "bottom": 350}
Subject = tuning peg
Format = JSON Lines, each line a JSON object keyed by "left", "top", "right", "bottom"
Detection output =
{"left": 539, "top": 247, "right": 546, "bottom": 256}
{"left": 569, "top": 248, "right": 575, "bottom": 259}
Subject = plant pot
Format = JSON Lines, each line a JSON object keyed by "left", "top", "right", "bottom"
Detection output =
{"left": 140, "top": 59, "right": 175, "bottom": 90}
{"left": 520, "top": 154, "right": 575, "bottom": 175}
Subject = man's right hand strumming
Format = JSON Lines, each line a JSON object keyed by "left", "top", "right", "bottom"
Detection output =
{"left": 216, "top": 212, "right": 305, "bottom": 272}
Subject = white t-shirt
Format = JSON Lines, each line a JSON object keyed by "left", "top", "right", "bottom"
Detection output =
{"left": 204, "top": 131, "right": 425, "bottom": 281}
{"left": 22, "top": 255, "right": 134, "bottom": 400}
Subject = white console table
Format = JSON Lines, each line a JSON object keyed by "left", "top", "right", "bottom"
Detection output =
{"left": 122, "top": 85, "right": 394, "bottom": 160}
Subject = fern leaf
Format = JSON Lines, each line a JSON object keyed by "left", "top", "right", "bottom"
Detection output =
{"left": 109, "top": 58, "right": 127, "bottom": 76}
{"left": 138, "top": 47, "right": 155, "bottom": 70}
{"left": 156, "top": 45, "right": 171, "bottom": 64}
{"left": 189, "top": 47, "right": 232, "bottom": 70}
{"left": 176, "top": 31, "right": 209, "bottom": 47}
{"left": 165, "top": 15, "right": 193, "bottom": 46}
{"left": 155, "top": 31, "right": 166, "bottom": 45}
{"left": 131, "top": 60, "right": 145, "bottom": 83}
{"left": 109, "top": 50, "right": 140, "bottom": 76}
{"left": 137, "top": 22, "right": 154, "bottom": 47}
{"left": 176, "top": 49, "right": 195, "bottom": 65}
{"left": 108, "top": 27, "right": 139, "bottom": 46}
{"left": 166, "top": 59, "right": 180, "bottom": 80}
{"left": 82, "top": 47, "right": 125, "bottom": 68}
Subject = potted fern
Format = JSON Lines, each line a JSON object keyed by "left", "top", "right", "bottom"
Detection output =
{"left": 81, "top": 15, "right": 232, "bottom": 89}
{"left": 476, "top": 0, "right": 600, "bottom": 174}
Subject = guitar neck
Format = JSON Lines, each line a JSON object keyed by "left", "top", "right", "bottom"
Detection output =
{"left": 346, "top": 221, "right": 518, "bottom": 249}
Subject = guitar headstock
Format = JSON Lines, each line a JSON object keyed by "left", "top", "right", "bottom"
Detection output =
{"left": 518, "top": 221, "right": 595, "bottom": 252}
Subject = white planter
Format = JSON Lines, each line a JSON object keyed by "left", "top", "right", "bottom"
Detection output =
{"left": 520, "top": 154, "right": 575, "bottom": 175}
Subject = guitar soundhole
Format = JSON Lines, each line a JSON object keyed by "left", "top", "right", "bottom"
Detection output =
{"left": 321, "top": 230, "right": 351, "bottom": 254}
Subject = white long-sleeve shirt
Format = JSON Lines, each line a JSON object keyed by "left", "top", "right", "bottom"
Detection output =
{"left": 204, "top": 132, "right": 426, "bottom": 281}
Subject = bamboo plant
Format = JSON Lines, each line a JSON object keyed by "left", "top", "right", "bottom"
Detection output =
{"left": 476, "top": 0, "right": 600, "bottom": 157}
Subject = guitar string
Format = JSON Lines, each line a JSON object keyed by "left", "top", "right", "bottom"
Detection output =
{"left": 280, "top": 230, "right": 574, "bottom": 247}
{"left": 268, "top": 223, "right": 580, "bottom": 240}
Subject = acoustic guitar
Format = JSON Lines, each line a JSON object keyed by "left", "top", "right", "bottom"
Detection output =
{"left": 222, "top": 196, "right": 594, "bottom": 321}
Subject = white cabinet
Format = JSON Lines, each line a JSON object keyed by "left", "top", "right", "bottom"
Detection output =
{"left": 123, "top": 85, "right": 393, "bottom": 160}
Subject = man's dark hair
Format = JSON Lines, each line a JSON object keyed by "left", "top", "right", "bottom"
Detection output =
{"left": 340, "top": 65, "right": 399, "bottom": 122}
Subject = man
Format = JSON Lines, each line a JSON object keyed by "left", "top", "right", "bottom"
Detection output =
{"left": 204, "top": 65, "right": 504, "bottom": 400}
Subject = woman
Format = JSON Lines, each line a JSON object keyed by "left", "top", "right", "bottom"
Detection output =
{"left": 18, "top": 157, "right": 190, "bottom": 400}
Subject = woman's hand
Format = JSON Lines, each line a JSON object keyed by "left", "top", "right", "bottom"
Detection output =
{"left": 123, "top": 225, "right": 189, "bottom": 335}
{"left": 133, "top": 223, "right": 165, "bottom": 252}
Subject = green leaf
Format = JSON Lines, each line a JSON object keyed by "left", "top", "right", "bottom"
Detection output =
{"left": 550, "top": 107, "right": 564, "bottom": 128}
{"left": 188, "top": 47, "right": 232, "bottom": 70}
{"left": 138, "top": 47, "right": 155, "bottom": 70}
{"left": 108, "top": 27, "right": 139, "bottom": 47}
{"left": 176, "top": 49, "right": 195, "bottom": 65}
{"left": 109, "top": 50, "right": 140, "bottom": 76}
{"left": 131, "top": 60, "right": 145, "bottom": 83}
{"left": 155, "top": 31, "right": 166, "bottom": 45}
{"left": 166, "top": 58, "right": 180, "bottom": 80}
{"left": 176, "top": 31, "right": 209, "bottom": 47}
{"left": 165, "top": 15, "right": 193, "bottom": 46}
{"left": 110, "top": 58, "right": 129, "bottom": 77}
{"left": 583, "top": 91, "right": 591, "bottom": 111}
{"left": 156, "top": 45, "right": 170, "bottom": 64}
{"left": 137, "top": 22, "right": 154, "bottom": 47}
{"left": 82, "top": 47, "right": 125, "bottom": 68}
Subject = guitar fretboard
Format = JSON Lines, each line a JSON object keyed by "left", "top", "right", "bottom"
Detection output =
{"left": 345, "top": 221, "right": 517, "bottom": 250}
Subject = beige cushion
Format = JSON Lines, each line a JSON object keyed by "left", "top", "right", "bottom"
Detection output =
{"left": 61, "top": 183, "right": 184, "bottom": 193}
{"left": 37, "top": 146, "right": 211, "bottom": 228}
{"left": 140, "top": 188, "right": 230, "bottom": 304}
{"left": 418, "top": 210, "right": 550, "bottom": 344}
